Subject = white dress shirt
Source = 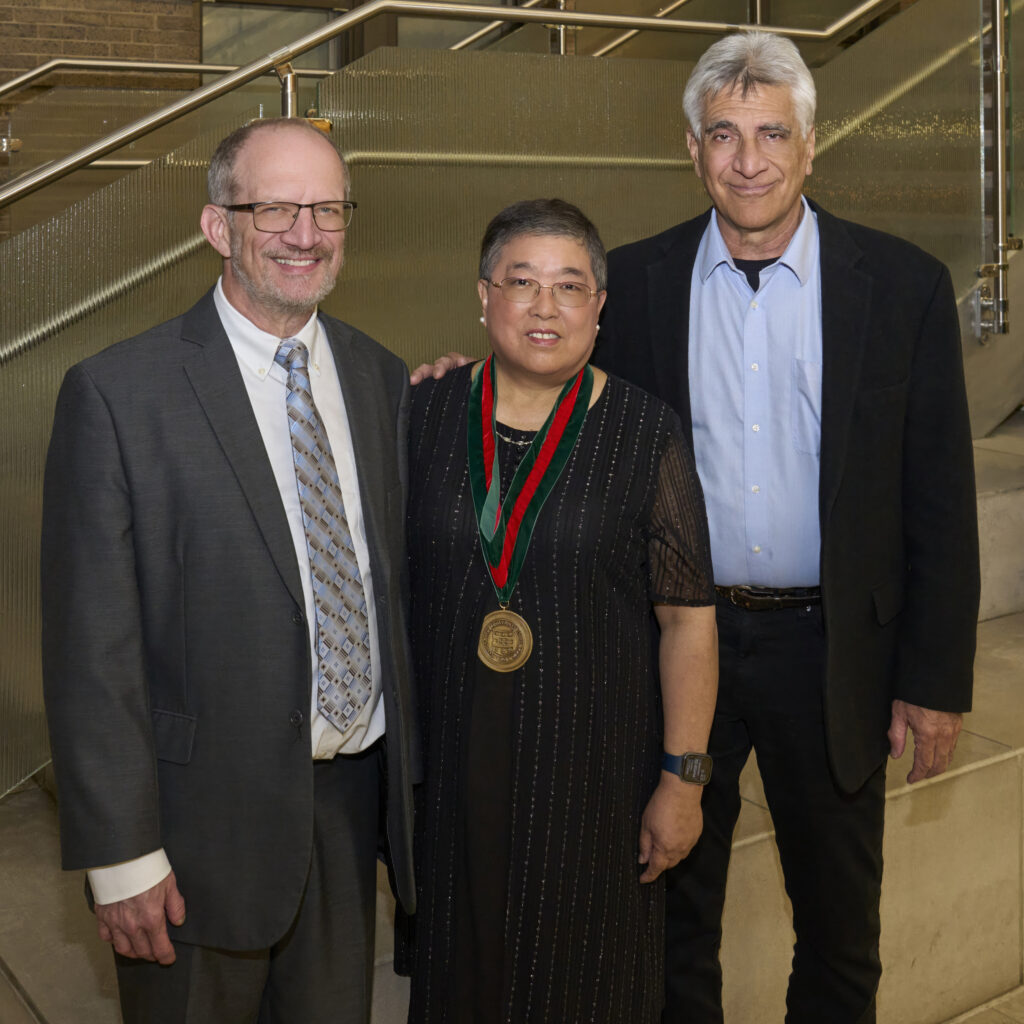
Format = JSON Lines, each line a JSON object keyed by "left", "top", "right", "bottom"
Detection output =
{"left": 88, "top": 281, "right": 385, "bottom": 904}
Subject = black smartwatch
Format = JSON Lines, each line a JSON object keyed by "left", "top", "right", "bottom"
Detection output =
{"left": 662, "top": 751, "right": 713, "bottom": 786}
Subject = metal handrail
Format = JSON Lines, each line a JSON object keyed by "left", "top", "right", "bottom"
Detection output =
{"left": 0, "top": 58, "right": 331, "bottom": 103}
{"left": 591, "top": 0, "right": 894, "bottom": 59}
{"left": 0, "top": 0, "right": 919, "bottom": 210}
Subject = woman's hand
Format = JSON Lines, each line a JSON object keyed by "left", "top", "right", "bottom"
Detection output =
{"left": 638, "top": 774, "right": 704, "bottom": 883}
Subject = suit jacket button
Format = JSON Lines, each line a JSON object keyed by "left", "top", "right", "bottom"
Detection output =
{"left": 289, "top": 710, "right": 304, "bottom": 727}
{"left": 291, "top": 611, "right": 303, "bottom": 626}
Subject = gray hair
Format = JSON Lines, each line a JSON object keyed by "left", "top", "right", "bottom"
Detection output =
{"left": 207, "top": 118, "right": 349, "bottom": 205}
{"left": 479, "top": 198, "right": 607, "bottom": 292}
{"left": 683, "top": 31, "right": 816, "bottom": 140}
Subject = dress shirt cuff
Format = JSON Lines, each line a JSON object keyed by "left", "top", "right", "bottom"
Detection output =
{"left": 87, "top": 849, "right": 172, "bottom": 905}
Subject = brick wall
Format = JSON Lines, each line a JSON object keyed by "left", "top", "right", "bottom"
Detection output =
{"left": 0, "top": 0, "right": 200, "bottom": 86}
{"left": 0, "top": 0, "right": 201, "bottom": 239}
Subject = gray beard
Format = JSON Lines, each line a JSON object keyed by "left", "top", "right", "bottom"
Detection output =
{"left": 229, "top": 242, "right": 340, "bottom": 318}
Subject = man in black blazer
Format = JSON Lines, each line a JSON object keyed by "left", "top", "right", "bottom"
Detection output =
{"left": 598, "top": 32, "right": 979, "bottom": 1024}
{"left": 41, "top": 118, "right": 417, "bottom": 1023}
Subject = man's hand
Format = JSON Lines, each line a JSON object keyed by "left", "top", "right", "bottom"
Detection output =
{"left": 888, "top": 699, "right": 963, "bottom": 784}
{"left": 95, "top": 871, "right": 186, "bottom": 964}
{"left": 638, "top": 775, "right": 703, "bottom": 883}
{"left": 409, "top": 351, "right": 473, "bottom": 385}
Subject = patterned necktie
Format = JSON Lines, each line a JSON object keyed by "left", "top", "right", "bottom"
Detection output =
{"left": 275, "top": 338, "right": 372, "bottom": 733}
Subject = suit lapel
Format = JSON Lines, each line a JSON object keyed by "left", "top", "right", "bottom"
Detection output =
{"left": 181, "top": 292, "right": 305, "bottom": 609}
{"left": 645, "top": 213, "right": 709, "bottom": 436}
{"left": 815, "top": 203, "right": 872, "bottom": 527}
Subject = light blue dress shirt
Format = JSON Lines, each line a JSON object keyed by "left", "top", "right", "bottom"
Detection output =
{"left": 688, "top": 198, "right": 823, "bottom": 586}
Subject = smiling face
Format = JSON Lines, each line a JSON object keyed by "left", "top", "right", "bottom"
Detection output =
{"left": 478, "top": 233, "right": 606, "bottom": 390}
{"left": 687, "top": 82, "right": 814, "bottom": 259}
{"left": 200, "top": 125, "right": 348, "bottom": 336}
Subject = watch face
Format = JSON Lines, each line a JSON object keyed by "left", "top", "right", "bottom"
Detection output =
{"left": 681, "top": 754, "right": 712, "bottom": 786}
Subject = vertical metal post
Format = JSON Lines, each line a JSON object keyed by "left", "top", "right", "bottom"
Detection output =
{"left": 276, "top": 62, "right": 299, "bottom": 117}
{"left": 981, "top": 0, "right": 1011, "bottom": 337}
{"left": 990, "top": 0, "right": 1010, "bottom": 334}
{"left": 553, "top": 0, "right": 567, "bottom": 55}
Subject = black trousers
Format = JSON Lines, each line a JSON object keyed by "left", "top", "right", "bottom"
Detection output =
{"left": 115, "top": 745, "right": 381, "bottom": 1024}
{"left": 663, "top": 600, "right": 885, "bottom": 1024}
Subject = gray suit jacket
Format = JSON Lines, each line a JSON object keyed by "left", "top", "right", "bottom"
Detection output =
{"left": 41, "top": 289, "right": 417, "bottom": 950}
{"left": 598, "top": 201, "right": 980, "bottom": 793}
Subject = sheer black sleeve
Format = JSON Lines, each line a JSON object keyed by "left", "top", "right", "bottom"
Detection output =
{"left": 647, "top": 422, "right": 715, "bottom": 605}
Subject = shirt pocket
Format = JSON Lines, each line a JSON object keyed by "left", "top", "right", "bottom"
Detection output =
{"left": 791, "top": 358, "right": 822, "bottom": 456}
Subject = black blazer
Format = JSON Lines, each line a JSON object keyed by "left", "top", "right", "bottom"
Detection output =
{"left": 41, "top": 289, "right": 418, "bottom": 949}
{"left": 598, "top": 201, "right": 980, "bottom": 793}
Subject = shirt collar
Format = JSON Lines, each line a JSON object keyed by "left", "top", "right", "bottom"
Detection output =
{"left": 214, "top": 277, "right": 322, "bottom": 383}
{"left": 697, "top": 196, "right": 818, "bottom": 287}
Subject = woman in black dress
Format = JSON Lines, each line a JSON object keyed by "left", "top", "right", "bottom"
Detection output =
{"left": 405, "top": 199, "right": 717, "bottom": 1023}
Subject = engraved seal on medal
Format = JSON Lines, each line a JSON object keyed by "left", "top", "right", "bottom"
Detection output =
{"left": 477, "top": 608, "right": 533, "bottom": 672}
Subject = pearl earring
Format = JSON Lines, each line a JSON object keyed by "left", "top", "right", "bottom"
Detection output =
{"left": 479, "top": 316, "right": 485, "bottom": 324}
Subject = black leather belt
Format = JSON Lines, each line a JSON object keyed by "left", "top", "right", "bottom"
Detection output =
{"left": 714, "top": 585, "right": 821, "bottom": 611}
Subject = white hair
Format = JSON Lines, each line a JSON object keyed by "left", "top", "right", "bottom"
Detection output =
{"left": 683, "top": 31, "right": 816, "bottom": 139}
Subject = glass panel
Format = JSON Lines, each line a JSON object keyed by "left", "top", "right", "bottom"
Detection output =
{"left": 1010, "top": 0, "right": 1024, "bottom": 238}
{"left": 769, "top": 0, "right": 881, "bottom": 31}
{"left": 203, "top": 2, "right": 334, "bottom": 69}
{"left": 464, "top": 22, "right": 554, "bottom": 55}
{"left": 811, "top": 0, "right": 982, "bottom": 293}
{"left": 581, "top": 0, "right": 749, "bottom": 63}
{"left": 398, "top": 0, "right": 508, "bottom": 51}
{"left": 7, "top": 82, "right": 284, "bottom": 235}
{"left": 0, "top": 123, "right": 233, "bottom": 795}
{"left": 201, "top": 4, "right": 330, "bottom": 116}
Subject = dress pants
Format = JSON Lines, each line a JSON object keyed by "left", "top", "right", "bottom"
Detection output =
{"left": 663, "top": 599, "right": 885, "bottom": 1024}
{"left": 115, "top": 744, "right": 380, "bottom": 1024}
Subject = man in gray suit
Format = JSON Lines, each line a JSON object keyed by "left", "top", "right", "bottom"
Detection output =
{"left": 41, "top": 117, "right": 417, "bottom": 1023}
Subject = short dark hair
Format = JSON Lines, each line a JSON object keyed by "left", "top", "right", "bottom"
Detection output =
{"left": 479, "top": 198, "right": 607, "bottom": 291}
{"left": 207, "top": 117, "right": 349, "bottom": 205}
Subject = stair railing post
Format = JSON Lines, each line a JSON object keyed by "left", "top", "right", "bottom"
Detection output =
{"left": 277, "top": 62, "right": 299, "bottom": 117}
{"left": 981, "top": 0, "right": 1014, "bottom": 339}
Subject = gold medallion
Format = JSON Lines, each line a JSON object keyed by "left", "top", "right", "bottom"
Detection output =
{"left": 477, "top": 608, "right": 533, "bottom": 672}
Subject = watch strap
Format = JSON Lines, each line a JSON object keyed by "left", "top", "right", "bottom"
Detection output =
{"left": 662, "top": 751, "right": 713, "bottom": 785}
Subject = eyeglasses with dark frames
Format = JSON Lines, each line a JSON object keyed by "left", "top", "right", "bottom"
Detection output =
{"left": 223, "top": 200, "right": 357, "bottom": 232}
{"left": 486, "top": 277, "right": 600, "bottom": 308}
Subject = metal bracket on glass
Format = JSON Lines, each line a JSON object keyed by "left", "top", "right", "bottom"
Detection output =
{"left": 978, "top": 262, "right": 1009, "bottom": 278}
{"left": 0, "top": 137, "right": 22, "bottom": 155}
{"left": 978, "top": 284, "right": 1006, "bottom": 344}
{"left": 977, "top": 242, "right": 1022, "bottom": 342}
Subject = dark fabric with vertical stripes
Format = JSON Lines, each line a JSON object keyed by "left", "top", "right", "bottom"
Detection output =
{"left": 405, "top": 366, "right": 714, "bottom": 1023}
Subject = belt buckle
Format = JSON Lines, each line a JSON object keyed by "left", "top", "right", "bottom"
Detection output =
{"left": 734, "top": 585, "right": 771, "bottom": 611}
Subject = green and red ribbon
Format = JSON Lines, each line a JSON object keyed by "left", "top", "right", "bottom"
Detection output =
{"left": 468, "top": 355, "right": 593, "bottom": 604}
